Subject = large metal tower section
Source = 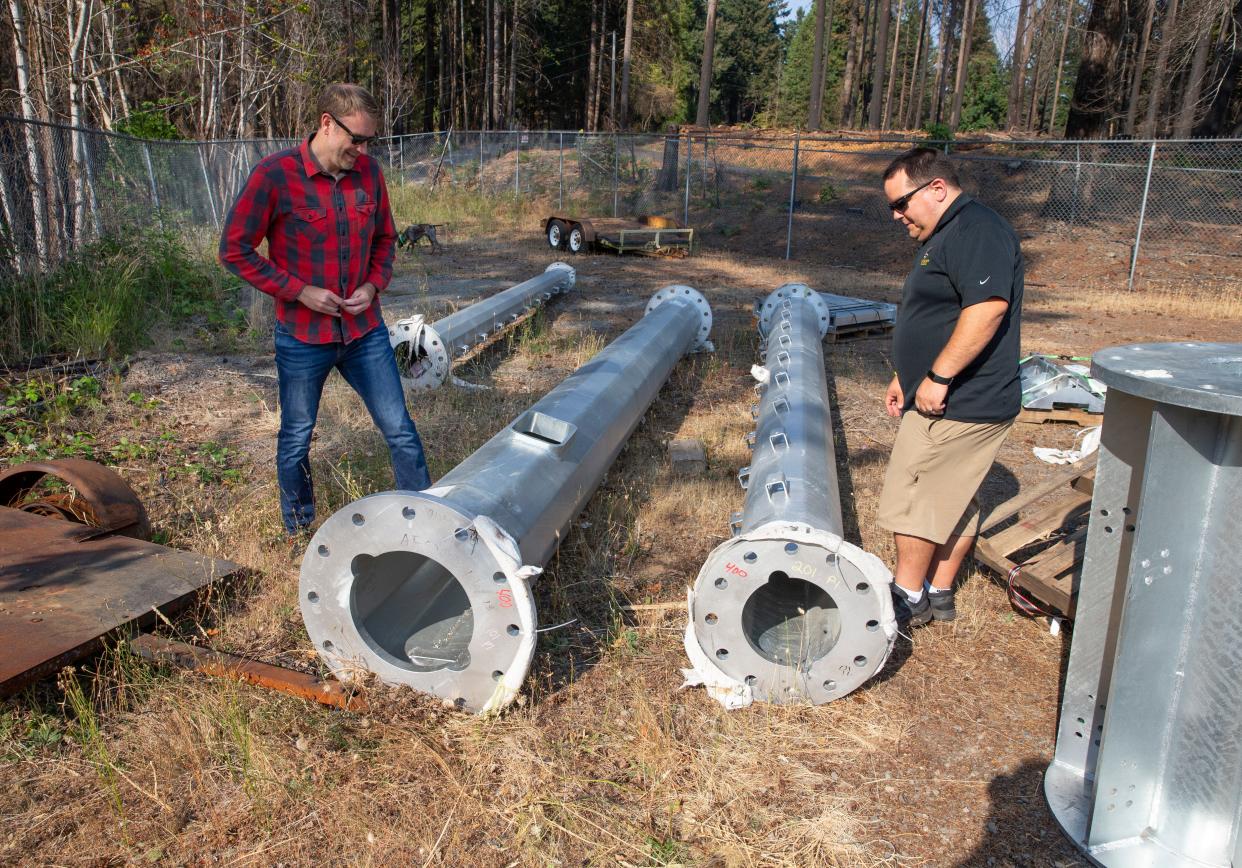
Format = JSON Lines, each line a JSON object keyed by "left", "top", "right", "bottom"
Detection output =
{"left": 389, "top": 262, "right": 576, "bottom": 390}
{"left": 302, "top": 286, "right": 712, "bottom": 712}
{"left": 685, "top": 283, "right": 894, "bottom": 707}
{"left": 1046, "top": 342, "right": 1242, "bottom": 868}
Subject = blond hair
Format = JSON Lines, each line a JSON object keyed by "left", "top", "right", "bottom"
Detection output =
{"left": 316, "top": 83, "right": 380, "bottom": 123}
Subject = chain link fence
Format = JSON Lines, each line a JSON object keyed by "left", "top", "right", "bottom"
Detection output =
{"left": 2, "top": 115, "right": 1240, "bottom": 291}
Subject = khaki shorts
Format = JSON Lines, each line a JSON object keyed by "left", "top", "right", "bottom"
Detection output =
{"left": 876, "top": 413, "right": 1013, "bottom": 544}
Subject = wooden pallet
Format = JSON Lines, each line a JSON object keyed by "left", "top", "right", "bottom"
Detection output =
{"left": 974, "top": 455, "right": 1097, "bottom": 618}
{"left": 1016, "top": 406, "right": 1102, "bottom": 426}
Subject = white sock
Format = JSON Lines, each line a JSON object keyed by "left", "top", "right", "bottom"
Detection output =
{"left": 896, "top": 583, "right": 925, "bottom": 603}
{"left": 928, "top": 584, "right": 953, "bottom": 595}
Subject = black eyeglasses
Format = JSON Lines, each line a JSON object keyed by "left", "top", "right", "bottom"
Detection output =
{"left": 328, "top": 113, "right": 378, "bottom": 147}
{"left": 888, "top": 178, "right": 936, "bottom": 213}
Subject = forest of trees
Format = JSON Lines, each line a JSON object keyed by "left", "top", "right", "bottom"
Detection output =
{"left": 1, "top": 0, "right": 1239, "bottom": 141}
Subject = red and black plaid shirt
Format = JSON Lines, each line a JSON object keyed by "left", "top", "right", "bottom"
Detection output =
{"left": 219, "top": 135, "right": 396, "bottom": 344}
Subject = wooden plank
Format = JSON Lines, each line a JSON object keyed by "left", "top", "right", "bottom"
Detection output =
{"left": 1025, "top": 525, "right": 1089, "bottom": 578}
{"left": 984, "top": 489, "right": 1092, "bottom": 561}
{"left": 1012, "top": 568, "right": 1075, "bottom": 616}
{"left": 979, "top": 454, "right": 1097, "bottom": 535}
{"left": 1017, "top": 407, "right": 1103, "bottom": 426}
{"left": 973, "top": 538, "right": 1018, "bottom": 577}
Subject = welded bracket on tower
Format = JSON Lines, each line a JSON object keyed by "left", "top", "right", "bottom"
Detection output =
{"left": 684, "top": 283, "right": 895, "bottom": 708}
{"left": 302, "top": 286, "right": 713, "bottom": 713}
{"left": 388, "top": 262, "right": 576, "bottom": 390}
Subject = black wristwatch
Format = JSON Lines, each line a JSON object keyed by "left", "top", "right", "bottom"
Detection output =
{"left": 926, "top": 369, "right": 954, "bottom": 386}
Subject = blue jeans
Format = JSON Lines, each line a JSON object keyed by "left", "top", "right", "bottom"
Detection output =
{"left": 274, "top": 322, "right": 431, "bottom": 535}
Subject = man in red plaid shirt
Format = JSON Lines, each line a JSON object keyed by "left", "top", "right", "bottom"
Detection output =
{"left": 220, "top": 82, "right": 430, "bottom": 538}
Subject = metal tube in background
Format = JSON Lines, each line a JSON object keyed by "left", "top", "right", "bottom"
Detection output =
{"left": 785, "top": 134, "right": 799, "bottom": 261}
{"left": 198, "top": 143, "right": 219, "bottom": 227}
{"left": 388, "top": 262, "right": 576, "bottom": 390}
{"left": 1127, "top": 141, "right": 1157, "bottom": 291}
{"left": 686, "top": 284, "right": 893, "bottom": 705}
{"left": 302, "top": 286, "right": 714, "bottom": 712}
{"left": 1046, "top": 341, "right": 1242, "bottom": 868}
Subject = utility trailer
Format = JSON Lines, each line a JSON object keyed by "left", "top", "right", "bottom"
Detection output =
{"left": 543, "top": 214, "right": 693, "bottom": 256}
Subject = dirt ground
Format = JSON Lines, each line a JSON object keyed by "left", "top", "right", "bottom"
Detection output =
{"left": 3, "top": 208, "right": 1240, "bottom": 867}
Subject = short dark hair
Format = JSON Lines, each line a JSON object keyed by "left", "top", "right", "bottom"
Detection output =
{"left": 317, "top": 83, "right": 380, "bottom": 123}
{"left": 882, "top": 147, "right": 960, "bottom": 188}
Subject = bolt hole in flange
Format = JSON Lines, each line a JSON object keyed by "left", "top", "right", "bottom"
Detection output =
{"left": 741, "top": 571, "right": 841, "bottom": 666}
{"left": 349, "top": 551, "right": 474, "bottom": 672}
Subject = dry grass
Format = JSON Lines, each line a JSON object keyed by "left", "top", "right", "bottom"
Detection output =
{"left": 4, "top": 210, "right": 1237, "bottom": 867}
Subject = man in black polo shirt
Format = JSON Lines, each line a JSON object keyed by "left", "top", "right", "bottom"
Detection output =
{"left": 875, "top": 147, "right": 1023, "bottom": 626}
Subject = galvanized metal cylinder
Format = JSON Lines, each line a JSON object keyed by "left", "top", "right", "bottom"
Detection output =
{"left": 687, "top": 284, "right": 893, "bottom": 705}
{"left": 389, "top": 262, "right": 575, "bottom": 390}
{"left": 302, "top": 286, "right": 712, "bottom": 712}
{"left": 1046, "top": 342, "right": 1242, "bottom": 868}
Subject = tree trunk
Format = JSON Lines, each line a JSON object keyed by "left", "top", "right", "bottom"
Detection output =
{"left": 838, "top": 0, "right": 863, "bottom": 126}
{"left": 931, "top": 0, "right": 959, "bottom": 125}
{"left": 6, "top": 0, "right": 48, "bottom": 267}
{"left": 949, "top": 0, "right": 976, "bottom": 128}
{"left": 1007, "top": 0, "right": 1031, "bottom": 128}
{"left": 910, "top": 0, "right": 933, "bottom": 127}
{"left": 491, "top": 0, "right": 502, "bottom": 128}
{"left": 902, "top": 0, "right": 931, "bottom": 128}
{"left": 1064, "top": 0, "right": 1125, "bottom": 137}
{"left": 868, "top": 0, "right": 891, "bottom": 128}
{"left": 425, "top": 1, "right": 437, "bottom": 130}
{"left": 1142, "top": 0, "right": 1180, "bottom": 137}
{"left": 592, "top": 6, "right": 607, "bottom": 129}
{"left": 1173, "top": 6, "right": 1215, "bottom": 137}
{"left": 507, "top": 0, "right": 519, "bottom": 127}
{"left": 620, "top": 0, "right": 634, "bottom": 128}
{"left": 1024, "top": 3, "right": 1047, "bottom": 129}
{"left": 1050, "top": 0, "right": 1075, "bottom": 134}
{"left": 808, "top": 0, "right": 829, "bottom": 130}
{"left": 1194, "top": 0, "right": 1242, "bottom": 137}
{"left": 1123, "top": 0, "right": 1155, "bottom": 135}
{"left": 696, "top": 0, "right": 719, "bottom": 127}
{"left": 883, "top": 0, "right": 904, "bottom": 128}
{"left": 585, "top": 1, "right": 598, "bottom": 128}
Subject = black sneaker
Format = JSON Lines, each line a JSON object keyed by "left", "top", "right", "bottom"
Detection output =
{"left": 891, "top": 586, "right": 933, "bottom": 627}
{"left": 928, "top": 587, "right": 957, "bottom": 621}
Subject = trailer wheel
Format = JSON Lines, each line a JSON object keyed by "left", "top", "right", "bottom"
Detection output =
{"left": 567, "top": 224, "right": 586, "bottom": 254}
{"left": 546, "top": 219, "right": 568, "bottom": 250}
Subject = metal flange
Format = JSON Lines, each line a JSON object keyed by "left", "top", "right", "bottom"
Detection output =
{"left": 300, "top": 491, "right": 535, "bottom": 713}
{"left": 645, "top": 284, "right": 713, "bottom": 351}
{"left": 689, "top": 523, "right": 892, "bottom": 703}
{"left": 756, "top": 283, "right": 831, "bottom": 340}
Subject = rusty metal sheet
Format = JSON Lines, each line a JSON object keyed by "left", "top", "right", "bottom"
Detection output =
{"left": 0, "top": 458, "right": 151, "bottom": 539}
{"left": 0, "top": 507, "right": 240, "bottom": 696}
{"left": 130, "top": 634, "right": 365, "bottom": 711}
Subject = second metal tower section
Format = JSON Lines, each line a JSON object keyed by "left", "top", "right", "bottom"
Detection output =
{"left": 686, "top": 284, "right": 895, "bottom": 706}
{"left": 388, "top": 262, "right": 576, "bottom": 390}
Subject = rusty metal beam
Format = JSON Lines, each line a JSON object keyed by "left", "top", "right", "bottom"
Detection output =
{"left": 130, "top": 634, "right": 365, "bottom": 711}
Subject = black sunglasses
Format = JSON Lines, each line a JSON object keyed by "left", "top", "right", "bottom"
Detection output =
{"left": 888, "top": 178, "right": 936, "bottom": 213}
{"left": 328, "top": 113, "right": 379, "bottom": 146}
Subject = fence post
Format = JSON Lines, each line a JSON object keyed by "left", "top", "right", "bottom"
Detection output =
{"left": 683, "top": 133, "right": 692, "bottom": 225}
{"left": 198, "top": 143, "right": 220, "bottom": 227}
{"left": 1128, "top": 141, "right": 1157, "bottom": 292}
{"left": 514, "top": 131, "right": 521, "bottom": 195}
{"left": 786, "top": 133, "right": 800, "bottom": 261}
{"left": 479, "top": 133, "right": 484, "bottom": 193}
{"left": 399, "top": 135, "right": 405, "bottom": 174}
{"left": 1071, "top": 143, "right": 1081, "bottom": 228}
{"left": 143, "top": 143, "right": 164, "bottom": 230}
{"left": 558, "top": 132, "right": 564, "bottom": 209}
{"left": 613, "top": 134, "right": 619, "bottom": 217}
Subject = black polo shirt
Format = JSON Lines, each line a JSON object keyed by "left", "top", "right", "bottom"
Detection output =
{"left": 892, "top": 193, "right": 1023, "bottom": 422}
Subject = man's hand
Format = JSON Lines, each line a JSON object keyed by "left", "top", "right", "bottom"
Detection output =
{"left": 340, "top": 282, "right": 377, "bottom": 316}
{"left": 884, "top": 375, "right": 905, "bottom": 418}
{"left": 914, "top": 377, "right": 949, "bottom": 416}
{"left": 297, "top": 285, "right": 341, "bottom": 316}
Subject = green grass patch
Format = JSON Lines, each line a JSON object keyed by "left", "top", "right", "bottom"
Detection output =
{"left": 1, "top": 227, "right": 226, "bottom": 362}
